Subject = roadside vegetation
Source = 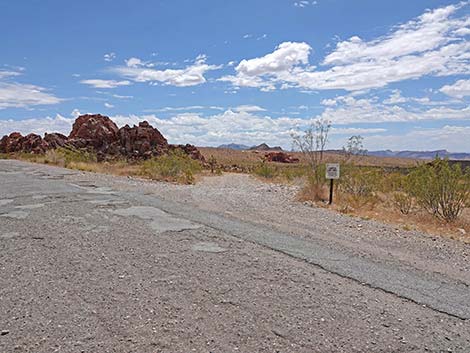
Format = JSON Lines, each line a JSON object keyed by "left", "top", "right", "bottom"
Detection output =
{"left": 2, "top": 128, "right": 469, "bottom": 239}
{"left": 2, "top": 146, "right": 203, "bottom": 184}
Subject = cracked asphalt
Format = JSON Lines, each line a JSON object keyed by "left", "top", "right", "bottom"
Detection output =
{"left": 1, "top": 160, "right": 469, "bottom": 352}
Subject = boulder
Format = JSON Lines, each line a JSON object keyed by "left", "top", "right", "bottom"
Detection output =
{"left": 170, "top": 144, "right": 205, "bottom": 162}
{"left": 69, "top": 114, "right": 119, "bottom": 152}
{"left": 44, "top": 133, "right": 68, "bottom": 149}
{"left": 265, "top": 151, "right": 299, "bottom": 163}
{"left": 118, "top": 121, "right": 168, "bottom": 158}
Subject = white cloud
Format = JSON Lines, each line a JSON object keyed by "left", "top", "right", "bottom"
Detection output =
{"left": 104, "top": 52, "right": 116, "bottom": 62}
{"left": 112, "top": 55, "right": 220, "bottom": 87}
{"left": 319, "top": 94, "right": 470, "bottom": 124}
{"left": 365, "top": 125, "right": 470, "bottom": 152}
{"left": 0, "top": 70, "right": 21, "bottom": 79}
{"left": 0, "top": 114, "right": 73, "bottom": 136}
{"left": 0, "top": 82, "right": 62, "bottom": 109}
{"left": 440, "top": 79, "right": 470, "bottom": 98}
{"left": 221, "top": 3, "right": 470, "bottom": 92}
{"left": 2, "top": 108, "right": 469, "bottom": 151}
{"left": 104, "top": 102, "right": 114, "bottom": 108}
{"left": 294, "top": 1, "right": 317, "bottom": 8}
{"left": 234, "top": 105, "right": 266, "bottom": 112}
{"left": 112, "top": 94, "right": 133, "bottom": 99}
{"left": 80, "top": 79, "right": 132, "bottom": 89}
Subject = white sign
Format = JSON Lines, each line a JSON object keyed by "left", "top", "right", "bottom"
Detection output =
{"left": 326, "top": 163, "right": 340, "bottom": 179}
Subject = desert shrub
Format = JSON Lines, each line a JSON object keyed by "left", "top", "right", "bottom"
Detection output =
{"left": 336, "top": 165, "right": 382, "bottom": 209}
{"left": 207, "top": 155, "right": 218, "bottom": 174}
{"left": 393, "top": 191, "right": 413, "bottom": 215}
{"left": 44, "top": 147, "right": 96, "bottom": 167}
{"left": 140, "top": 149, "right": 202, "bottom": 184}
{"left": 338, "top": 165, "right": 381, "bottom": 196}
{"left": 254, "top": 163, "right": 277, "bottom": 179}
{"left": 408, "top": 158, "right": 470, "bottom": 222}
{"left": 0, "top": 153, "right": 10, "bottom": 159}
{"left": 280, "top": 165, "right": 309, "bottom": 181}
{"left": 388, "top": 173, "right": 414, "bottom": 215}
{"left": 299, "top": 172, "right": 329, "bottom": 202}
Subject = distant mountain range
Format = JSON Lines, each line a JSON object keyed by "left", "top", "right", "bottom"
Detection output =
{"left": 216, "top": 145, "right": 470, "bottom": 160}
{"left": 217, "top": 143, "right": 250, "bottom": 150}
{"left": 367, "top": 150, "right": 470, "bottom": 160}
{"left": 217, "top": 143, "right": 284, "bottom": 151}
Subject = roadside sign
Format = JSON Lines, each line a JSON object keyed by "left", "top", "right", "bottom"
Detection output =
{"left": 326, "top": 163, "right": 340, "bottom": 180}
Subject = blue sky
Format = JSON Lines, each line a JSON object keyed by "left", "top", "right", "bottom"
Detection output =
{"left": 1, "top": 0, "right": 470, "bottom": 151}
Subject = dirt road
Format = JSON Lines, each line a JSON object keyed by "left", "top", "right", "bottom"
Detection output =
{"left": 1, "top": 160, "right": 469, "bottom": 352}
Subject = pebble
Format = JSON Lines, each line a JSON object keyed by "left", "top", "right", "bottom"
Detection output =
{"left": 1, "top": 330, "right": 9, "bottom": 336}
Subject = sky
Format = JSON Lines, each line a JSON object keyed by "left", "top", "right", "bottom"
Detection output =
{"left": 1, "top": 0, "right": 470, "bottom": 152}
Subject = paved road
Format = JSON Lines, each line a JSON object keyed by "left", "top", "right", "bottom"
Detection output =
{"left": 1, "top": 160, "right": 469, "bottom": 352}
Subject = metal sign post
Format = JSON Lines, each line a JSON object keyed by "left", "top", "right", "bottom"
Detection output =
{"left": 325, "top": 163, "right": 340, "bottom": 205}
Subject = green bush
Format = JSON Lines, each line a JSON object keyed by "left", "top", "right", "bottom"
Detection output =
{"left": 45, "top": 147, "right": 96, "bottom": 167}
{"left": 408, "top": 158, "right": 470, "bottom": 222}
{"left": 338, "top": 165, "right": 381, "bottom": 197}
{"left": 254, "top": 163, "right": 277, "bottom": 179}
{"left": 140, "top": 149, "right": 202, "bottom": 184}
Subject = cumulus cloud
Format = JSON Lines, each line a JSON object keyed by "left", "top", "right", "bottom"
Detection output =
{"left": 318, "top": 94, "right": 470, "bottom": 124}
{"left": 440, "top": 79, "right": 470, "bottom": 98}
{"left": 221, "top": 3, "right": 470, "bottom": 92}
{"left": 80, "top": 79, "right": 132, "bottom": 89}
{"left": 112, "top": 55, "right": 221, "bottom": 87}
{"left": 0, "top": 82, "right": 62, "bottom": 109}
{"left": 0, "top": 114, "right": 73, "bottom": 136}
{"left": 365, "top": 125, "right": 470, "bottom": 152}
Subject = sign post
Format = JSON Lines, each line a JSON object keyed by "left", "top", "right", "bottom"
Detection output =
{"left": 325, "top": 163, "right": 340, "bottom": 205}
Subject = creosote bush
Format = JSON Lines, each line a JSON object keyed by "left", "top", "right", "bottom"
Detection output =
{"left": 408, "top": 158, "right": 470, "bottom": 222}
{"left": 140, "top": 149, "right": 202, "bottom": 184}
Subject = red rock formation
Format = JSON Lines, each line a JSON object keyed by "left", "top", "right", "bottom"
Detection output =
{"left": 0, "top": 132, "right": 48, "bottom": 154}
{"left": 265, "top": 151, "right": 299, "bottom": 163}
{"left": 118, "top": 121, "right": 168, "bottom": 158}
{"left": 170, "top": 144, "right": 205, "bottom": 162}
{"left": 69, "top": 114, "right": 119, "bottom": 151}
{"left": 0, "top": 113, "right": 204, "bottom": 162}
{"left": 44, "top": 133, "right": 68, "bottom": 149}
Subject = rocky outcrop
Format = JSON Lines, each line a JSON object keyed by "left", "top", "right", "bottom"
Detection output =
{"left": 118, "top": 121, "right": 168, "bottom": 158}
{"left": 69, "top": 114, "right": 119, "bottom": 152}
{"left": 265, "top": 151, "right": 299, "bottom": 164}
{"left": 0, "top": 114, "right": 203, "bottom": 162}
{"left": 44, "top": 133, "right": 68, "bottom": 149}
{"left": 170, "top": 144, "right": 205, "bottom": 162}
{"left": 0, "top": 132, "right": 49, "bottom": 154}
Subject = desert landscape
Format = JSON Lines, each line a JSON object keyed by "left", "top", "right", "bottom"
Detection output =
{"left": 2, "top": 1, "right": 470, "bottom": 352}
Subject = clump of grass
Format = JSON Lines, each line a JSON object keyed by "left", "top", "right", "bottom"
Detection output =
{"left": 254, "top": 162, "right": 277, "bottom": 179}
{"left": 140, "top": 149, "right": 202, "bottom": 184}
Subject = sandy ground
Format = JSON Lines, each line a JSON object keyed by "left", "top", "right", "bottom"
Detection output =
{"left": 1, "top": 160, "right": 470, "bottom": 352}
